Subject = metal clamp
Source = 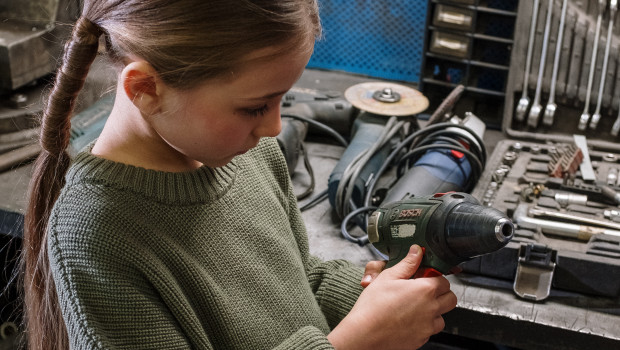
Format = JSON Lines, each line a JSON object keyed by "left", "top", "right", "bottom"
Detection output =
{"left": 513, "top": 243, "right": 557, "bottom": 301}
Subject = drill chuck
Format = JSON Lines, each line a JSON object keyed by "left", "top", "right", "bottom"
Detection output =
{"left": 367, "top": 192, "right": 514, "bottom": 273}
{"left": 444, "top": 203, "right": 514, "bottom": 258}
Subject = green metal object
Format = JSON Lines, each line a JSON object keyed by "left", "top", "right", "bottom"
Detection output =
{"left": 368, "top": 192, "right": 514, "bottom": 273}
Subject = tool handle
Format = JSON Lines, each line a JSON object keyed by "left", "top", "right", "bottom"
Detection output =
{"left": 412, "top": 247, "right": 444, "bottom": 279}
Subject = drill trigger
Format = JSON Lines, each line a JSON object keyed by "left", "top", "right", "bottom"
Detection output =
{"left": 414, "top": 267, "right": 443, "bottom": 279}
{"left": 413, "top": 247, "right": 443, "bottom": 278}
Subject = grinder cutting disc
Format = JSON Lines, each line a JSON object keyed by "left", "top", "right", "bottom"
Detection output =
{"left": 344, "top": 82, "right": 429, "bottom": 116}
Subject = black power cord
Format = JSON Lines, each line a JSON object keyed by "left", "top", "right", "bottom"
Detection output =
{"left": 285, "top": 114, "right": 349, "bottom": 205}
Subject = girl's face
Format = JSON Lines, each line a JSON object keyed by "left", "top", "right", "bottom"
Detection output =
{"left": 151, "top": 45, "right": 313, "bottom": 169}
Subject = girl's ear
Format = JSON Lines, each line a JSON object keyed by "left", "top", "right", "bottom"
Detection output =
{"left": 121, "top": 61, "right": 163, "bottom": 116}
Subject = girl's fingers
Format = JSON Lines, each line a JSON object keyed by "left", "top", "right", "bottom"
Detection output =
{"left": 360, "top": 260, "right": 387, "bottom": 287}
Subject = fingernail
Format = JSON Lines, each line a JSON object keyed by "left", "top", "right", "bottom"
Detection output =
{"left": 362, "top": 275, "right": 372, "bottom": 283}
{"left": 410, "top": 245, "right": 421, "bottom": 257}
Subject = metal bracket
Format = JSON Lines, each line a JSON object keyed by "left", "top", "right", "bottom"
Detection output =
{"left": 513, "top": 243, "right": 557, "bottom": 301}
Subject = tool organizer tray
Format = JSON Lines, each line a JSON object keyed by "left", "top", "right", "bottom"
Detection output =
{"left": 466, "top": 139, "right": 620, "bottom": 301}
{"left": 462, "top": 0, "right": 620, "bottom": 302}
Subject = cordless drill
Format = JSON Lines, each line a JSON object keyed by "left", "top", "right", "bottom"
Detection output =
{"left": 367, "top": 192, "right": 514, "bottom": 278}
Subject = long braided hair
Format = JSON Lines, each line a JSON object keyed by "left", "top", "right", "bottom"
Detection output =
{"left": 22, "top": 1, "right": 321, "bottom": 349}
{"left": 23, "top": 15, "right": 102, "bottom": 350}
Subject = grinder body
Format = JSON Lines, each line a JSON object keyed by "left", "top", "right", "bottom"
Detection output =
{"left": 367, "top": 192, "right": 514, "bottom": 275}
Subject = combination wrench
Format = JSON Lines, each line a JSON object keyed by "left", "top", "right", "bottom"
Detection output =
{"left": 566, "top": 18, "right": 586, "bottom": 100}
{"left": 516, "top": 0, "right": 541, "bottom": 122}
{"left": 528, "top": 0, "right": 554, "bottom": 128}
{"left": 612, "top": 97, "right": 620, "bottom": 136}
{"left": 556, "top": 13, "right": 576, "bottom": 100}
{"left": 578, "top": 0, "right": 606, "bottom": 130}
{"left": 590, "top": 0, "right": 617, "bottom": 130}
{"left": 610, "top": 18, "right": 620, "bottom": 134}
{"left": 543, "top": 0, "right": 569, "bottom": 126}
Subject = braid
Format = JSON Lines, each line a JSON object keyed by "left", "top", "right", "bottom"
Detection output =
{"left": 19, "top": 0, "right": 322, "bottom": 347}
{"left": 41, "top": 17, "right": 102, "bottom": 155}
{"left": 22, "top": 17, "right": 102, "bottom": 350}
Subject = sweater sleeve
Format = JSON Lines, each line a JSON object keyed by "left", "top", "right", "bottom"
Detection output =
{"left": 49, "top": 232, "right": 211, "bottom": 350}
{"left": 48, "top": 191, "right": 213, "bottom": 350}
{"left": 282, "top": 167, "right": 365, "bottom": 329}
{"left": 272, "top": 326, "right": 336, "bottom": 350}
{"left": 306, "top": 256, "right": 364, "bottom": 328}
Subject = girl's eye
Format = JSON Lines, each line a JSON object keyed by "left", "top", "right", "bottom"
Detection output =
{"left": 243, "top": 104, "right": 269, "bottom": 117}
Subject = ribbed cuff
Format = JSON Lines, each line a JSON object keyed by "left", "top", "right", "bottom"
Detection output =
{"left": 272, "top": 326, "right": 335, "bottom": 350}
{"left": 316, "top": 265, "right": 364, "bottom": 328}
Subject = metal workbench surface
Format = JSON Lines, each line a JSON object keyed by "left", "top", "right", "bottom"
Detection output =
{"left": 294, "top": 140, "right": 620, "bottom": 350}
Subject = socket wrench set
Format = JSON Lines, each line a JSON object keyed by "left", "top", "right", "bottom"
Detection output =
{"left": 463, "top": 0, "right": 620, "bottom": 302}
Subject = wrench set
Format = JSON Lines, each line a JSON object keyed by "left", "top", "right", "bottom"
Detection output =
{"left": 508, "top": 0, "right": 620, "bottom": 139}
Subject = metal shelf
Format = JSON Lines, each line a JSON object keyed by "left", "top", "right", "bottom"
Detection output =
{"left": 421, "top": 0, "right": 519, "bottom": 128}
{"left": 425, "top": 52, "right": 510, "bottom": 71}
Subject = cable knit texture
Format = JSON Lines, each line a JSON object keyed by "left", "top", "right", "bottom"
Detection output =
{"left": 48, "top": 137, "right": 364, "bottom": 349}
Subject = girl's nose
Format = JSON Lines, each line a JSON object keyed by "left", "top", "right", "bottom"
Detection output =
{"left": 254, "top": 104, "right": 282, "bottom": 138}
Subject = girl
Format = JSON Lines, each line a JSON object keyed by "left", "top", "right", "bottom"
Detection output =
{"left": 23, "top": 1, "right": 457, "bottom": 349}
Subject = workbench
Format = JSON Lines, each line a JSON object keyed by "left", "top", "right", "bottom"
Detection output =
{"left": 294, "top": 140, "right": 620, "bottom": 350}
{"left": 292, "top": 69, "right": 620, "bottom": 350}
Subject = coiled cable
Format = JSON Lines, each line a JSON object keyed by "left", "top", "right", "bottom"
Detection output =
{"left": 338, "top": 122, "right": 487, "bottom": 248}
{"left": 333, "top": 117, "right": 408, "bottom": 219}
{"left": 363, "top": 122, "right": 487, "bottom": 209}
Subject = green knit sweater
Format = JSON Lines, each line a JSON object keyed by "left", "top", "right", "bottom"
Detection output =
{"left": 48, "top": 137, "right": 364, "bottom": 349}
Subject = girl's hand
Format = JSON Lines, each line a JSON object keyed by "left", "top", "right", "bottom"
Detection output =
{"left": 360, "top": 260, "right": 387, "bottom": 288}
{"left": 328, "top": 245, "right": 458, "bottom": 350}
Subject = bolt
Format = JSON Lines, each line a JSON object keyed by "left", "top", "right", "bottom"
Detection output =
{"left": 9, "top": 93, "right": 28, "bottom": 109}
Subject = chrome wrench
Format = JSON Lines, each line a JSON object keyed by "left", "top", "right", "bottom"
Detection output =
{"left": 529, "top": 207, "right": 620, "bottom": 231}
{"left": 543, "top": 0, "right": 568, "bottom": 126}
{"left": 514, "top": 204, "right": 620, "bottom": 241}
{"left": 578, "top": 0, "right": 606, "bottom": 130}
{"left": 528, "top": 0, "right": 554, "bottom": 128}
{"left": 516, "top": 0, "right": 541, "bottom": 122}
{"left": 590, "top": 0, "right": 617, "bottom": 130}
{"left": 566, "top": 18, "right": 586, "bottom": 100}
{"left": 612, "top": 99, "right": 620, "bottom": 136}
{"left": 556, "top": 13, "right": 576, "bottom": 99}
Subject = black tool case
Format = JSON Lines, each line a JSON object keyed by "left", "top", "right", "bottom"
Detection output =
{"left": 462, "top": 0, "right": 620, "bottom": 303}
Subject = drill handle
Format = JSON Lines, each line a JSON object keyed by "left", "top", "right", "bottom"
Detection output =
{"left": 411, "top": 248, "right": 443, "bottom": 278}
